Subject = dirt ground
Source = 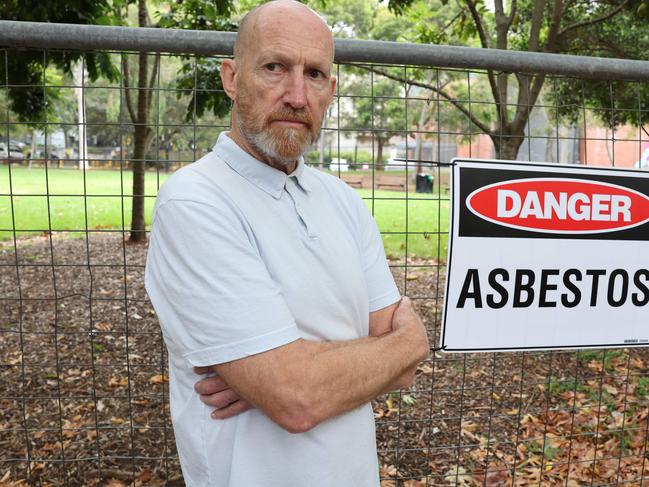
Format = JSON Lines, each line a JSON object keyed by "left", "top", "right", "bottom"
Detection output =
{"left": 1, "top": 234, "right": 648, "bottom": 486}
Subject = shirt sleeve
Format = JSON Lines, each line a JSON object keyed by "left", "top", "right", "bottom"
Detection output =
{"left": 354, "top": 194, "right": 401, "bottom": 312}
{"left": 145, "top": 198, "right": 301, "bottom": 367}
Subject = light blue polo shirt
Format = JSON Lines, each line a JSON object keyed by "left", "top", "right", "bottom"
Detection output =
{"left": 145, "top": 132, "right": 400, "bottom": 487}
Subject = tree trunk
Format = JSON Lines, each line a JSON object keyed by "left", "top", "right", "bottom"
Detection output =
{"left": 376, "top": 137, "right": 385, "bottom": 171}
{"left": 129, "top": 0, "right": 150, "bottom": 243}
{"left": 411, "top": 72, "right": 433, "bottom": 173}
{"left": 129, "top": 53, "right": 149, "bottom": 242}
{"left": 74, "top": 61, "right": 88, "bottom": 170}
{"left": 29, "top": 131, "right": 36, "bottom": 169}
{"left": 544, "top": 121, "right": 556, "bottom": 163}
{"left": 493, "top": 133, "right": 524, "bottom": 160}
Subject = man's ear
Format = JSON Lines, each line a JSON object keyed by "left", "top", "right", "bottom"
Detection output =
{"left": 220, "top": 59, "right": 237, "bottom": 101}
{"left": 328, "top": 76, "right": 337, "bottom": 104}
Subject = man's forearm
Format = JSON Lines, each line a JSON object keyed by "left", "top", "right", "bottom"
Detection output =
{"left": 214, "top": 299, "right": 428, "bottom": 433}
{"left": 299, "top": 329, "right": 424, "bottom": 424}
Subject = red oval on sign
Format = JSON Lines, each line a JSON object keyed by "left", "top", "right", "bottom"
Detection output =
{"left": 466, "top": 178, "right": 649, "bottom": 233}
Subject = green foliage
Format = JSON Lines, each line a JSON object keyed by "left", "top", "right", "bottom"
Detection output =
{"left": 537, "top": 5, "right": 649, "bottom": 129}
{"left": 304, "top": 149, "right": 374, "bottom": 166}
{"left": 545, "top": 377, "right": 588, "bottom": 395}
{"left": 3, "top": 0, "right": 236, "bottom": 126}
{"left": 156, "top": 1, "right": 238, "bottom": 122}
{"left": 1, "top": 0, "right": 119, "bottom": 125}
{"left": 579, "top": 349, "right": 624, "bottom": 369}
{"left": 528, "top": 442, "right": 562, "bottom": 461}
{"left": 580, "top": 349, "right": 626, "bottom": 374}
{"left": 343, "top": 74, "right": 406, "bottom": 136}
{"left": 308, "top": 0, "right": 378, "bottom": 39}
{"left": 385, "top": 0, "right": 415, "bottom": 16}
{"left": 175, "top": 57, "right": 232, "bottom": 122}
{"left": 305, "top": 151, "right": 320, "bottom": 165}
{"left": 401, "top": 394, "right": 417, "bottom": 406}
{"left": 551, "top": 79, "right": 649, "bottom": 131}
{"left": 156, "top": 0, "right": 236, "bottom": 28}
{"left": 382, "top": 0, "right": 646, "bottom": 159}
{"left": 595, "top": 389, "right": 618, "bottom": 412}
{"left": 635, "top": 376, "right": 649, "bottom": 397}
{"left": 330, "top": 150, "right": 374, "bottom": 163}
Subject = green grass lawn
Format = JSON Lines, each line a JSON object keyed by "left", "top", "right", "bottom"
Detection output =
{"left": 0, "top": 166, "right": 450, "bottom": 259}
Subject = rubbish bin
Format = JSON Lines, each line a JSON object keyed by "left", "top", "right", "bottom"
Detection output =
{"left": 416, "top": 173, "right": 434, "bottom": 193}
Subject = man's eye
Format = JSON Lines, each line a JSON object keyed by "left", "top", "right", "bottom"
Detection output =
{"left": 265, "top": 63, "right": 280, "bottom": 72}
{"left": 309, "top": 69, "right": 325, "bottom": 80}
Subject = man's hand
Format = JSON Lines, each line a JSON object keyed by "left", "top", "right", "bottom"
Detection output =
{"left": 194, "top": 367, "right": 254, "bottom": 419}
{"left": 389, "top": 297, "right": 429, "bottom": 390}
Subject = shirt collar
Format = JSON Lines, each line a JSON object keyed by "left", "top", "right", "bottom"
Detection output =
{"left": 212, "top": 132, "right": 311, "bottom": 199}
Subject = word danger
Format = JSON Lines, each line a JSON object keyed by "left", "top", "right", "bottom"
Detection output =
{"left": 498, "top": 191, "right": 630, "bottom": 220}
{"left": 466, "top": 178, "right": 649, "bottom": 233}
{"left": 456, "top": 268, "right": 649, "bottom": 309}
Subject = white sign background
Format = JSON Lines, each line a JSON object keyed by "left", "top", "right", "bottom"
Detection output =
{"left": 441, "top": 159, "right": 649, "bottom": 352}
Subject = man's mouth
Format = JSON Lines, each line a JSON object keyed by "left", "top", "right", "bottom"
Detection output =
{"left": 272, "top": 119, "right": 308, "bottom": 128}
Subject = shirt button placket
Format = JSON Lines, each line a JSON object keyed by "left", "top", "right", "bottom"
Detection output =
{"left": 286, "top": 177, "right": 316, "bottom": 240}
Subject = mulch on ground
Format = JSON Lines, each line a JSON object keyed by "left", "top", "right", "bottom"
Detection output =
{"left": 1, "top": 234, "right": 648, "bottom": 486}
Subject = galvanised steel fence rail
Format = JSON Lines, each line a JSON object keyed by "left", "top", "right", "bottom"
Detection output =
{"left": 1, "top": 21, "right": 649, "bottom": 486}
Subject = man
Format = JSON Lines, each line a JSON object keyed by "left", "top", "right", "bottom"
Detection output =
{"left": 144, "top": 1, "right": 430, "bottom": 486}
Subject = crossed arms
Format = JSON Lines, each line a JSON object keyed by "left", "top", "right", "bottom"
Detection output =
{"left": 194, "top": 297, "right": 429, "bottom": 433}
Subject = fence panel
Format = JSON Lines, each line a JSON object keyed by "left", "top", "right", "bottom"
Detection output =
{"left": 1, "top": 23, "right": 649, "bottom": 486}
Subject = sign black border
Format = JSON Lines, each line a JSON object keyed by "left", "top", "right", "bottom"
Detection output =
{"left": 440, "top": 158, "right": 649, "bottom": 353}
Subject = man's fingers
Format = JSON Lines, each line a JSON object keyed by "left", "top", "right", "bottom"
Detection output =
{"left": 393, "top": 296, "right": 417, "bottom": 325}
{"left": 194, "top": 374, "right": 229, "bottom": 395}
{"left": 399, "top": 296, "right": 413, "bottom": 311}
{"left": 193, "top": 366, "right": 212, "bottom": 375}
{"left": 210, "top": 399, "right": 253, "bottom": 420}
{"left": 199, "top": 388, "right": 240, "bottom": 409}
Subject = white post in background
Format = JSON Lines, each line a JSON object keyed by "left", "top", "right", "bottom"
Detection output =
{"left": 318, "top": 130, "right": 325, "bottom": 170}
{"left": 74, "top": 61, "right": 88, "bottom": 170}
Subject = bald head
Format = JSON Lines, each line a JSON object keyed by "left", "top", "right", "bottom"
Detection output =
{"left": 220, "top": 0, "right": 337, "bottom": 173}
{"left": 234, "top": 1, "right": 334, "bottom": 62}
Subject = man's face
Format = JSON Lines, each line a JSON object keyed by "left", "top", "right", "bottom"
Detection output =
{"left": 231, "top": 11, "right": 335, "bottom": 167}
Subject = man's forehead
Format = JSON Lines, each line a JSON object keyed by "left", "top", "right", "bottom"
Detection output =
{"left": 252, "top": 1, "right": 329, "bottom": 29}
{"left": 237, "top": 1, "right": 334, "bottom": 62}
{"left": 258, "top": 29, "right": 332, "bottom": 59}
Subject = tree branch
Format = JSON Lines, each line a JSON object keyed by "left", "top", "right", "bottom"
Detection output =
{"left": 527, "top": 0, "right": 546, "bottom": 52}
{"left": 511, "top": 73, "right": 546, "bottom": 135}
{"left": 557, "top": 0, "right": 630, "bottom": 39}
{"left": 463, "top": 0, "right": 501, "bottom": 115}
{"left": 357, "top": 65, "right": 494, "bottom": 136}
{"left": 494, "top": 0, "right": 508, "bottom": 50}
{"left": 121, "top": 56, "right": 137, "bottom": 124}
{"left": 465, "top": 0, "right": 492, "bottom": 49}
{"left": 438, "top": 10, "right": 465, "bottom": 42}
{"left": 147, "top": 53, "right": 161, "bottom": 114}
{"left": 544, "top": 0, "right": 565, "bottom": 52}
{"left": 507, "top": 0, "right": 517, "bottom": 29}
{"left": 493, "top": 0, "right": 511, "bottom": 126}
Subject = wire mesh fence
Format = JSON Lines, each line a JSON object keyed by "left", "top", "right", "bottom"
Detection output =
{"left": 1, "top": 25, "right": 649, "bottom": 487}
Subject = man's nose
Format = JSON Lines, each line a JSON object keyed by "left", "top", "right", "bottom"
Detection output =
{"left": 282, "top": 71, "right": 307, "bottom": 109}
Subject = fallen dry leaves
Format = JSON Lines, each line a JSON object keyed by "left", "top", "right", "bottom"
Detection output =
{"left": 2, "top": 236, "right": 649, "bottom": 486}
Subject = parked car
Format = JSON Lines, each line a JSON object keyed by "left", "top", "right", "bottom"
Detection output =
{"left": 30, "top": 149, "right": 63, "bottom": 161}
{"left": 0, "top": 142, "right": 25, "bottom": 162}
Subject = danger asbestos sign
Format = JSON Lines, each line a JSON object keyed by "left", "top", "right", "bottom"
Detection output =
{"left": 441, "top": 158, "right": 649, "bottom": 352}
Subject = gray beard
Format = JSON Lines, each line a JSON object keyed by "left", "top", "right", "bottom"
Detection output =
{"left": 238, "top": 117, "right": 310, "bottom": 168}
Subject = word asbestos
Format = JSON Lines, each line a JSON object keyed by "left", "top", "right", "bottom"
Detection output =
{"left": 456, "top": 268, "right": 649, "bottom": 309}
